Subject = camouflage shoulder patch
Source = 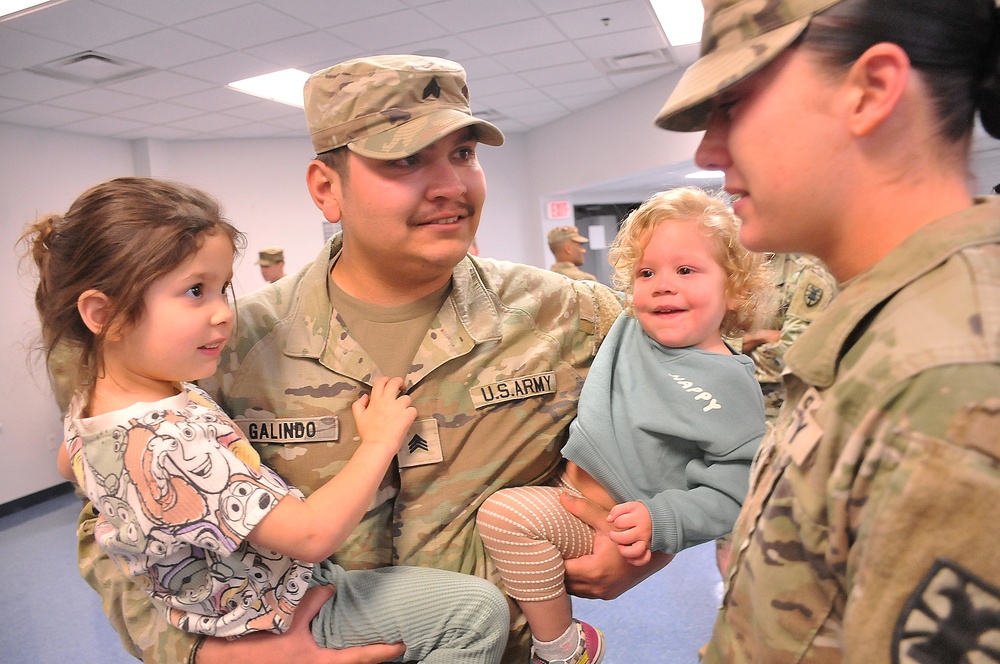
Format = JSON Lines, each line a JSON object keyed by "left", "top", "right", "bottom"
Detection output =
{"left": 892, "top": 558, "right": 1000, "bottom": 664}
{"left": 788, "top": 270, "right": 834, "bottom": 320}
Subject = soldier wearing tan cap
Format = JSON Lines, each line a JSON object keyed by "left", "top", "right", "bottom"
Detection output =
{"left": 547, "top": 226, "right": 597, "bottom": 281}
{"left": 78, "top": 55, "right": 634, "bottom": 664}
{"left": 255, "top": 245, "right": 285, "bottom": 283}
{"left": 654, "top": 1, "right": 1000, "bottom": 662}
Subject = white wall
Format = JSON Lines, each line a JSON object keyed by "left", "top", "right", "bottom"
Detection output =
{"left": 4, "top": 70, "right": 1000, "bottom": 503}
{"left": 522, "top": 69, "right": 704, "bottom": 263}
{"left": 0, "top": 119, "right": 563, "bottom": 504}
{"left": 1, "top": 124, "right": 135, "bottom": 504}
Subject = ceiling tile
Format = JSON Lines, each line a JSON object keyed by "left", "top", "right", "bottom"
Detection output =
{"left": 94, "top": 0, "right": 252, "bottom": 26}
{"left": 5, "top": 0, "right": 160, "bottom": 49}
{"left": 527, "top": 0, "right": 611, "bottom": 12}
{"left": 574, "top": 25, "right": 667, "bottom": 60}
{"left": 172, "top": 87, "right": 261, "bottom": 112}
{"left": 113, "top": 124, "right": 201, "bottom": 140}
{"left": 0, "top": 96, "right": 29, "bottom": 113}
{"left": 99, "top": 28, "right": 230, "bottom": 69}
{"left": 546, "top": 76, "right": 617, "bottom": 100}
{"left": 520, "top": 60, "right": 605, "bottom": 87}
{"left": 0, "top": 103, "right": 94, "bottom": 128}
{"left": 269, "top": 0, "right": 407, "bottom": 28}
{"left": 458, "top": 56, "right": 511, "bottom": 81}
{"left": 492, "top": 42, "right": 586, "bottom": 73}
{"left": 462, "top": 17, "right": 564, "bottom": 54}
{"left": 559, "top": 89, "right": 618, "bottom": 111}
{"left": 60, "top": 114, "right": 150, "bottom": 136}
{"left": 0, "top": 69, "right": 89, "bottom": 102}
{"left": 223, "top": 100, "right": 302, "bottom": 122}
{"left": 173, "top": 51, "right": 279, "bottom": 85}
{"left": 394, "top": 35, "right": 485, "bottom": 63}
{"left": 549, "top": 0, "right": 655, "bottom": 40}
{"left": 608, "top": 67, "right": 674, "bottom": 91}
{"left": 417, "top": 0, "right": 540, "bottom": 32}
{"left": 168, "top": 112, "right": 252, "bottom": 133}
{"left": 47, "top": 87, "right": 150, "bottom": 114}
{"left": 0, "top": 25, "right": 79, "bottom": 69}
{"left": 175, "top": 4, "right": 313, "bottom": 51}
{"left": 244, "top": 30, "right": 363, "bottom": 70}
{"left": 105, "top": 71, "right": 215, "bottom": 100}
{"left": 327, "top": 9, "right": 448, "bottom": 51}
{"left": 474, "top": 73, "right": 532, "bottom": 97}
{"left": 109, "top": 102, "right": 203, "bottom": 124}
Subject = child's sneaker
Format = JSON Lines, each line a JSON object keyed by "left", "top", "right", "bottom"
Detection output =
{"left": 530, "top": 619, "right": 606, "bottom": 664}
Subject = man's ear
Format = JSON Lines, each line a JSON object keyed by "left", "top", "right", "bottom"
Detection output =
{"left": 844, "top": 42, "right": 910, "bottom": 138}
{"left": 306, "top": 159, "right": 343, "bottom": 223}
{"left": 77, "top": 290, "right": 115, "bottom": 337}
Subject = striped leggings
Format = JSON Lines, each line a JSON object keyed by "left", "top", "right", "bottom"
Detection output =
{"left": 476, "top": 475, "right": 595, "bottom": 602}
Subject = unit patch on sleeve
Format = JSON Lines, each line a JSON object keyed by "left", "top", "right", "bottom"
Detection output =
{"left": 892, "top": 558, "right": 1000, "bottom": 664}
{"left": 469, "top": 371, "right": 556, "bottom": 409}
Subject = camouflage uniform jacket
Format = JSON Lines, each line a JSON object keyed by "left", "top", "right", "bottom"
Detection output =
{"left": 78, "top": 233, "right": 623, "bottom": 664}
{"left": 750, "top": 253, "right": 837, "bottom": 385}
{"left": 704, "top": 198, "right": 1000, "bottom": 663}
{"left": 550, "top": 261, "right": 598, "bottom": 281}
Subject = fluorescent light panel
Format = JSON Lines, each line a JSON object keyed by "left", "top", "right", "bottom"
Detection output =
{"left": 649, "top": 0, "right": 704, "bottom": 47}
{"left": 0, "top": 0, "right": 64, "bottom": 20}
{"left": 228, "top": 69, "right": 310, "bottom": 108}
{"left": 686, "top": 170, "right": 724, "bottom": 180}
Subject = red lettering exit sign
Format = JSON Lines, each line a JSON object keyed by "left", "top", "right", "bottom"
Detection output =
{"left": 547, "top": 200, "right": 571, "bottom": 220}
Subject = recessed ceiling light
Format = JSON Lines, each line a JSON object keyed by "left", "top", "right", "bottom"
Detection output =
{"left": 648, "top": 0, "right": 704, "bottom": 47}
{"left": 228, "top": 69, "right": 311, "bottom": 108}
{"left": 0, "top": 0, "right": 66, "bottom": 21}
{"left": 685, "top": 170, "right": 724, "bottom": 180}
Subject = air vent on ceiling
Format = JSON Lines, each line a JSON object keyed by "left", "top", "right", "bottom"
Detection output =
{"left": 596, "top": 48, "right": 677, "bottom": 75}
{"left": 27, "top": 50, "right": 154, "bottom": 85}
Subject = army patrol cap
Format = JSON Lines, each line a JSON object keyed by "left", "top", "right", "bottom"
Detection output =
{"left": 655, "top": 0, "right": 846, "bottom": 132}
{"left": 304, "top": 54, "right": 505, "bottom": 159}
{"left": 548, "top": 226, "right": 588, "bottom": 245}
{"left": 255, "top": 246, "right": 284, "bottom": 266}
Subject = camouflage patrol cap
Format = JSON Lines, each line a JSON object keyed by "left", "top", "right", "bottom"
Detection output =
{"left": 255, "top": 246, "right": 284, "bottom": 266}
{"left": 548, "top": 226, "right": 588, "bottom": 245}
{"left": 655, "top": 0, "right": 846, "bottom": 132}
{"left": 304, "top": 54, "right": 504, "bottom": 159}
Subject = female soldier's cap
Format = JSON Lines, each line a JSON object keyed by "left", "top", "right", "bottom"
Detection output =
{"left": 655, "top": 0, "right": 845, "bottom": 132}
{"left": 304, "top": 54, "right": 504, "bottom": 159}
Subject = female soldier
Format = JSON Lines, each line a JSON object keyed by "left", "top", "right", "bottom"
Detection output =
{"left": 655, "top": 0, "right": 1000, "bottom": 661}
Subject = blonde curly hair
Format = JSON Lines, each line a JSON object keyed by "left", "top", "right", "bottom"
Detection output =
{"left": 609, "top": 186, "right": 773, "bottom": 338}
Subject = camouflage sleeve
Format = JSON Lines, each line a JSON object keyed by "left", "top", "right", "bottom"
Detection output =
{"left": 567, "top": 279, "right": 625, "bottom": 357}
{"left": 839, "top": 363, "right": 1000, "bottom": 661}
{"left": 77, "top": 500, "right": 201, "bottom": 663}
{"left": 754, "top": 265, "right": 836, "bottom": 378}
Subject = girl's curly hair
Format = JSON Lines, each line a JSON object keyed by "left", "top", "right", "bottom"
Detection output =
{"left": 608, "top": 186, "right": 774, "bottom": 338}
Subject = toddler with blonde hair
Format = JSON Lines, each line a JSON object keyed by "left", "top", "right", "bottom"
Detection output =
{"left": 477, "top": 186, "right": 772, "bottom": 664}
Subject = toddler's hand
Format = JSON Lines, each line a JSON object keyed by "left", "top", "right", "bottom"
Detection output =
{"left": 607, "top": 501, "right": 653, "bottom": 566}
{"left": 351, "top": 377, "right": 417, "bottom": 455}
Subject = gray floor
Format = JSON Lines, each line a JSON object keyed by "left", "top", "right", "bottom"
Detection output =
{"left": 0, "top": 490, "right": 722, "bottom": 663}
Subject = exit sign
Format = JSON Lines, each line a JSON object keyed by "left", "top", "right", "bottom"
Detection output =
{"left": 547, "top": 200, "right": 571, "bottom": 220}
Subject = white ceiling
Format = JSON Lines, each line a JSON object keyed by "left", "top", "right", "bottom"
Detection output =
{"left": 4, "top": 0, "right": 996, "bottom": 198}
{"left": 0, "top": 0, "right": 698, "bottom": 142}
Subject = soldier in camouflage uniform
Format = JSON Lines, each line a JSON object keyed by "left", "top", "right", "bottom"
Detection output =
{"left": 547, "top": 226, "right": 598, "bottom": 281}
{"left": 76, "top": 55, "right": 655, "bottom": 664}
{"left": 657, "top": 0, "right": 1000, "bottom": 662}
{"left": 743, "top": 253, "right": 837, "bottom": 421}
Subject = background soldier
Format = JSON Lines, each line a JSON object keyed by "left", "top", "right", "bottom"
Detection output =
{"left": 742, "top": 253, "right": 837, "bottom": 420}
{"left": 547, "top": 226, "right": 597, "bottom": 281}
